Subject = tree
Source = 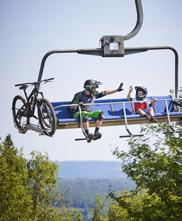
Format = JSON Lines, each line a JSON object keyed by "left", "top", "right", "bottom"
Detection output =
{"left": 92, "top": 196, "right": 108, "bottom": 221}
{"left": 58, "top": 208, "right": 83, "bottom": 221}
{"left": 108, "top": 189, "right": 165, "bottom": 221}
{"left": 0, "top": 135, "right": 32, "bottom": 221}
{"left": 110, "top": 123, "right": 182, "bottom": 220}
{"left": 0, "top": 135, "right": 83, "bottom": 221}
{"left": 108, "top": 204, "right": 129, "bottom": 221}
{"left": 27, "top": 151, "right": 60, "bottom": 220}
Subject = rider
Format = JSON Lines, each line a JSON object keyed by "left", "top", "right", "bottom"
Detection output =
{"left": 69, "top": 79, "right": 124, "bottom": 142}
{"left": 127, "top": 85, "right": 158, "bottom": 123}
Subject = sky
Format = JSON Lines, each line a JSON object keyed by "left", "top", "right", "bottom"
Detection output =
{"left": 0, "top": 0, "right": 182, "bottom": 161}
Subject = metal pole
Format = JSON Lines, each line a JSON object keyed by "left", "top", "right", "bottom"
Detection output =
{"left": 37, "top": 50, "right": 78, "bottom": 82}
{"left": 123, "top": 0, "right": 143, "bottom": 40}
{"left": 37, "top": 46, "right": 179, "bottom": 98}
{"left": 125, "top": 46, "right": 179, "bottom": 98}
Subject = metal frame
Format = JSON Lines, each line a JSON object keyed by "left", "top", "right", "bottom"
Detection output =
{"left": 164, "top": 99, "right": 182, "bottom": 133}
{"left": 36, "top": 0, "right": 179, "bottom": 97}
{"left": 119, "top": 102, "right": 143, "bottom": 138}
{"left": 37, "top": 47, "right": 179, "bottom": 99}
{"left": 38, "top": 0, "right": 143, "bottom": 80}
{"left": 33, "top": 0, "right": 180, "bottom": 139}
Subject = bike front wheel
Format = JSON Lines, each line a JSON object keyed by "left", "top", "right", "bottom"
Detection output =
{"left": 12, "top": 95, "right": 28, "bottom": 133}
{"left": 38, "top": 98, "right": 56, "bottom": 136}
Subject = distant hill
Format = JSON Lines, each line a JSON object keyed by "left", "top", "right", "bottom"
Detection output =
{"left": 56, "top": 161, "right": 135, "bottom": 221}
{"left": 56, "top": 161, "right": 126, "bottom": 179}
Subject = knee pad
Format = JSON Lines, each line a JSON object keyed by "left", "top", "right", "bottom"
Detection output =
{"left": 98, "top": 111, "right": 104, "bottom": 120}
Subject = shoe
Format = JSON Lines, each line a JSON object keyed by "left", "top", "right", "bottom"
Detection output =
{"left": 92, "top": 132, "right": 102, "bottom": 140}
{"left": 87, "top": 133, "right": 93, "bottom": 143}
{"left": 150, "top": 117, "right": 158, "bottom": 123}
{"left": 144, "top": 114, "right": 151, "bottom": 121}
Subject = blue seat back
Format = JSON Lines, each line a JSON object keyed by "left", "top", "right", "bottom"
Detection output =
{"left": 105, "top": 99, "right": 133, "bottom": 116}
{"left": 52, "top": 96, "right": 176, "bottom": 121}
{"left": 52, "top": 101, "right": 72, "bottom": 119}
{"left": 93, "top": 98, "right": 131, "bottom": 117}
{"left": 148, "top": 96, "right": 173, "bottom": 113}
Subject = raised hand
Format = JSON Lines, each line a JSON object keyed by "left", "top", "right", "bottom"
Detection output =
{"left": 128, "top": 85, "right": 133, "bottom": 93}
{"left": 117, "top": 83, "right": 124, "bottom": 92}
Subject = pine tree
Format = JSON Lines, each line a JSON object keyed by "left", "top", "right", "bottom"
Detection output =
{"left": 0, "top": 135, "right": 32, "bottom": 221}
{"left": 0, "top": 135, "right": 83, "bottom": 221}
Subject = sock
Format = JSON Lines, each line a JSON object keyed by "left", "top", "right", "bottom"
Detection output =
{"left": 94, "top": 127, "right": 99, "bottom": 135}
{"left": 85, "top": 129, "right": 89, "bottom": 136}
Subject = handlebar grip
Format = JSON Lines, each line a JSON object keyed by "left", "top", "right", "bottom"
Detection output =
{"left": 45, "top": 77, "right": 54, "bottom": 81}
{"left": 15, "top": 83, "right": 23, "bottom": 87}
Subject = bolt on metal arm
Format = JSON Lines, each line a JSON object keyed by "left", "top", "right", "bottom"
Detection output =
{"left": 100, "top": 0, "right": 143, "bottom": 57}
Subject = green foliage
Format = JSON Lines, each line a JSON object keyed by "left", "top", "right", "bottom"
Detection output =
{"left": 108, "top": 204, "right": 129, "bottom": 221}
{"left": 92, "top": 196, "right": 108, "bottom": 221}
{"left": 27, "top": 151, "right": 58, "bottom": 220}
{"left": 58, "top": 178, "right": 134, "bottom": 221}
{"left": 58, "top": 208, "right": 83, "bottom": 221}
{"left": 0, "top": 135, "right": 32, "bottom": 221}
{"left": 0, "top": 135, "right": 83, "bottom": 221}
{"left": 108, "top": 189, "right": 166, "bottom": 221}
{"left": 58, "top": 178, "right": 133, "bottom": 207}
{"left": 109, "top": 123, "right": 182, "bottom": 220}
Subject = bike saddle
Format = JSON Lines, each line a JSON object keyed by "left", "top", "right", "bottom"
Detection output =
{"left": 19, "top": 84, "right": 28, "bottom": 90}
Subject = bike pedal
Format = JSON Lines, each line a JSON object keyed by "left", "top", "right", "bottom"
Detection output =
{"left": 86, "top": 134, "right": 94, "bottom": 143}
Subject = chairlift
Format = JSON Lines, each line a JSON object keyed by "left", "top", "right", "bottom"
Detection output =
{"left": 12, "top": 0, "right": 182, "bottom": 139}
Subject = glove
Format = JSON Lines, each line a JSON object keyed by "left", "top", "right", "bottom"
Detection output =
{"left": 79, "top": 102, "right": 84, "bottom": 108}
{"left": 117, "top": 83, "right": 124, "bottom": 92}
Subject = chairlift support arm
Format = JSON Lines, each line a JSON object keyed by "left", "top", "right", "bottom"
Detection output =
{"left": 37, "top": 46, "right": 179, "bottom": 98}
{"left": 37, "top": 0, "right": 179, "bottom": 97}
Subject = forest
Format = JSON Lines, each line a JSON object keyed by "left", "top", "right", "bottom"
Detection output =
{"left": 57, "top": 178, "right": 135, "bottom": 221}
{"left": 0, "top": 123, "right": 181, "bottom": 221}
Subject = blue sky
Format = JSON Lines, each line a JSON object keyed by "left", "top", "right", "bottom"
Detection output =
{"left": 0, "top": 0, "right": 182, "bottom": 161}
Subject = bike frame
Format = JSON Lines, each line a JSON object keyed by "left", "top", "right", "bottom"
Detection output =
{"left": 21, "top": 84, "right": 43, "bottom": 118}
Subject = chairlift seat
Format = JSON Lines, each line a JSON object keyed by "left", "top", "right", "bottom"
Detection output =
{"left": 52, "top": 96, "right": 182, "bottom": 129}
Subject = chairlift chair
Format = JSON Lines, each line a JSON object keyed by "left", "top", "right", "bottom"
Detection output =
{"left": 12, "top": 0, "right": 182, "bottom": 138}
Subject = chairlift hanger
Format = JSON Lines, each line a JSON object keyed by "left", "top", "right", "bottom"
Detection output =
{"left": 12, "top": 0, "right": 182, "bottom": 138}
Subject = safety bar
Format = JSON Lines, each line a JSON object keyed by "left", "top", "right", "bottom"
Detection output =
{"left": 119, "top": 102, "right": 143, "bottom": 138}
{"left": 164, "top": 99, "right": 182, "bottom": 133}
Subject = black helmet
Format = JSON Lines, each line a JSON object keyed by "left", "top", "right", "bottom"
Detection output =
{"left": 135, "top": 86, "right": 148, "bottom": 100}
{"left": 84, "top": 79, "right": 102, "bottom": 94}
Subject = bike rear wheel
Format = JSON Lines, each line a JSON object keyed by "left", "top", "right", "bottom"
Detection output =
{"left": 38, "top": 98, "right": 56, "bottom": 136}
{"left": 12, "top": 95, "right": 28, "bottom": 133}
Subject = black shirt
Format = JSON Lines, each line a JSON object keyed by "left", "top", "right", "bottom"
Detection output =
{"left": 70, "top": 90, "right": 106, "bottom": 113}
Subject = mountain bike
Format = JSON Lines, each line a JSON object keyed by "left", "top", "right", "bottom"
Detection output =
{"left": 12, "top": 78, "right": 56, "bottom": 136}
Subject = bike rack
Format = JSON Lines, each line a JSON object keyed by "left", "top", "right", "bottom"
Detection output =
{"left": 26, "top": 124, "right": 49, "bottom": 136}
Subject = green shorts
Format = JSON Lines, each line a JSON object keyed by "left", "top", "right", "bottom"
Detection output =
{"left": 73, "top": 110, "right": 103, "bottom": 121}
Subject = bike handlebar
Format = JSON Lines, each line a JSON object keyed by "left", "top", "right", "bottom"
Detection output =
{"left": 15, "top": 77, "right": 54, "bottom": 87}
